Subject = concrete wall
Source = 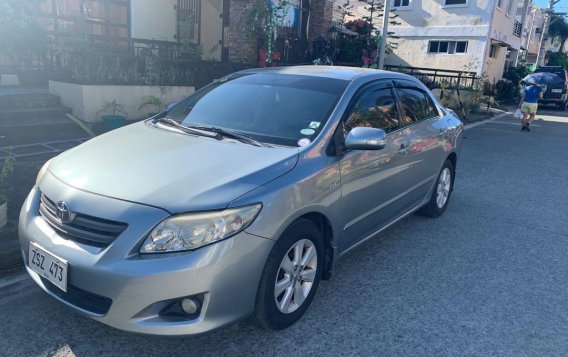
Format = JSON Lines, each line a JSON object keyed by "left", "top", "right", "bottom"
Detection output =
{"left": 490, "top": 0, "right": 521, "bottom": 50}
{"left": 131, "top": 0, "right": 177, "bottom": 41}
{"left": 387, "top": 0, "right": 494, "bottom": 75}
{"left": 49, "top": 81, "right": 195, "bottom": 123}
{"left": 385, "top": 37, "right": 486, "bottom": 74}
{"left": 484, "top": 45, "right": 508, "bottom": 82}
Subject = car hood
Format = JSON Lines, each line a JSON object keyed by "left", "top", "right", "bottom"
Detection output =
{"left": 47, "top": 122, "right": 299, "bottom": 213}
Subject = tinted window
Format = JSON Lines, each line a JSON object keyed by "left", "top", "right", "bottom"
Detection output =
{"left": 168, "top": 73, "right": 348, "bottom": 146}
{"left": 397, "top": 87, "right": 439, "bottom": 122}
{"left": 345, "top": 88, "right": 400, "bottom": 133}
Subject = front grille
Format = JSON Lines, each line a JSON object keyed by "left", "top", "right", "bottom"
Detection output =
{"left": 39, "top": 277, "right": 112, "bottom": 315}
{"left": 39, "top": 193, "right": 127, "bottom": 247}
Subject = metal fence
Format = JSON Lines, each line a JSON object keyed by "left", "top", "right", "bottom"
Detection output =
{"left": 383, "top": 65, "right": 478, "bottom": 89}
{"left": 1, "top": 38, "right": 254, "bottom": 88}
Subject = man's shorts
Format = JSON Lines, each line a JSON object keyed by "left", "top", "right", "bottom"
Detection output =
{"left": 521, "top": 102, "right": 538, "bottom": 114}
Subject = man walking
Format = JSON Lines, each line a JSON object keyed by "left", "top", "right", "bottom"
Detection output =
{"left": 518, "top": 78, "right": 543, "bottom": 132}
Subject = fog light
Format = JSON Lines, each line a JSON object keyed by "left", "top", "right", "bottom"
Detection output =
{"left": 181, "top": 297, "right": 200, "bottom": 315}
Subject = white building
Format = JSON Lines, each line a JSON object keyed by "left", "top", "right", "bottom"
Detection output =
{"left": 517, "top": 2, "right": 546, "bottom": 67}
{"left": 384, "top": 0, "right": 529, "bottom": 82}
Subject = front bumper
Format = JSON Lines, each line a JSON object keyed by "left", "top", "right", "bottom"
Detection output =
{"left": 19, "top": 179, "right": 274, "bottom": 336}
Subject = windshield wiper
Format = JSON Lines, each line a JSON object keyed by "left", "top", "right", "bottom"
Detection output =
{"left": 185, "top": 125, "right": 269, "bottom": 147}
{"left": 153, "top": 118, "right": 222, "bottom": 140}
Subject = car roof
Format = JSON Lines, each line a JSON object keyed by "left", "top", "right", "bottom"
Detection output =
{"left": 236, "top": 65, "right": 416, "bottom": 82}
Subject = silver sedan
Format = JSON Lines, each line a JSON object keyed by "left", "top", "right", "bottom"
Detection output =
{"left": 19, "top": 66, "right": 463, "bottom": 335}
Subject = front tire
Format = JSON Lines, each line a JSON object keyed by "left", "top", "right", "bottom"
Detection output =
{"left": 254, "top": 219, "right": 323, "bottom": 330}
{"left": 418, "top": 159, "right": 455, "bottom": 218}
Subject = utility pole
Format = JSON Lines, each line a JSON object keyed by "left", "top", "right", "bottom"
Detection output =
{"left": 537, "top": 0, "right": 561, "bottom": 66}
{"left": 377, "top": 0, "right": 390, "bottom": 70}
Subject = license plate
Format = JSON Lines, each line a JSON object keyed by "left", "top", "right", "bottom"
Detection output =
{"left": 552, "top": 89, "right": 563, "bottom": 93}
{"left": 28, "top": 243, "right": 68, "bottom": 292}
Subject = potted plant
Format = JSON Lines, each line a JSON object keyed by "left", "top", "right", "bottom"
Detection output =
{"left": 99, "top": 100, "right": 128, "bottom": 131}
{"left": 138, "top": 86, "right": 171, "bottom": 117}
{"left": 0, "top": 155, "right": 16, "bottom": 229}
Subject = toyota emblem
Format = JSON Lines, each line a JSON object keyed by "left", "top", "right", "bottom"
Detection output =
{"left": 56, "top": 201, "right": 72, "bottom": 224}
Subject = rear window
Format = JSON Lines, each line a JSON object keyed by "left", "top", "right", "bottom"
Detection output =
{"left": 535, "top": 68, "right": 567, "bottom": 81}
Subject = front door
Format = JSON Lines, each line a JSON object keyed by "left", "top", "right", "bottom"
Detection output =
{"left": 339, "top": 81, "right": 415, "bottom": 252}
{"left": 200, "top": 0, "right": 223, "bottom": 60}
{"left": 394, "top": 80, "right": 448, "bottom": 204}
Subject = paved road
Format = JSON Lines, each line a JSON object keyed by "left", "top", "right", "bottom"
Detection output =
{"left": 2, "top": 110, "right": 568, "bottom": 356}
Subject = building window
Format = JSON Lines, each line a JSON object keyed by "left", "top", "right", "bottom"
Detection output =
{"left": 506, "top": 0, "right": 514, "bottom": 15}
{"left": 489, "top": 44, "right": 499, "bottom": 58}
{"left": 445, "top": 0, "right": 467, "bottom": 5}
{"left": 42, "top": 0, "right": 130, "bottom": 40}
{"left": 393, "top": 0, "right": 411, "bottom": 8}
{"left": 428, "top": 41, "right": 468, "bottom": 54}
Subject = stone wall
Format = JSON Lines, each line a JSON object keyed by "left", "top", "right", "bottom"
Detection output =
{"left": 228, "top": 0, "right": 258, "bottom": 64}
{"left": 308, "top": 0, "right": 335, "bottom": 44}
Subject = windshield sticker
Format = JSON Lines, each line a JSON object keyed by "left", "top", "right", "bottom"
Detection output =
{"left": 298, "top": 138, "right": 311, "bottom": 147}
{"left": 300, "top": 128, "right": 315, "bottom": 135}
{"left": 308, "top": 121, "right": 321, "bottom": 129}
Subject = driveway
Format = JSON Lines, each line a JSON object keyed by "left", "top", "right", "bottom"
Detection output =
{"left": 1, "top": 110, "right": 568, "bottom": 356}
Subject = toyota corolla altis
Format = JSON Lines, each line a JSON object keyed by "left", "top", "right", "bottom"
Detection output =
{"left": 20, "top": 66, "right": 463, "bottom": 335}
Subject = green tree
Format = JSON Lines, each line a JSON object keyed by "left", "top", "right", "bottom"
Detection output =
{"left": 361, "top": 0, "right": 400, "bottom": 52}
{"left": 547, "top": 51, "right": 568, "bottom": 67}
{"left": 0, "top": 0, "right": 48, "bottom": 69}
{"left": 548, "top": 16, "right": 568, "bottom": 52}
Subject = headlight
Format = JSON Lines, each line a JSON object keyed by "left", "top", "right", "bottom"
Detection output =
{"left": 140, "top": 204, "right": 262, "bottom": 253}
{"left": 36, "top": 158, "right": 53, "bottom": 185}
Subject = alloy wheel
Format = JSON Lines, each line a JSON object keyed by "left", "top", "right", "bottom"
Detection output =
{"left": 274, "top": 239, "right": 318, "bottom": 314}
{"left": 436, "top": 168, "right": 451, "bottom": 209}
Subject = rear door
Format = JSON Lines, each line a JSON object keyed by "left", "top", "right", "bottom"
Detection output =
{"left": 339, "top": 80, "right": 416, "bottom": 251}
{"left": 394, "top": 80, "right": 447, "bottom": 204}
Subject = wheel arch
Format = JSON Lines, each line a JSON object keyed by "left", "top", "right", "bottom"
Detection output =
{"left": 447, "top": 152, "right": 457, "bottom": 171}
{"left": 293, "top": 212, "right": 335, "bottom": 280}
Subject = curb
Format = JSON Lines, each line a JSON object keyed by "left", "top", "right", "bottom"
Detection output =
{"left": 0, "top": 222, "right": 22, "bottom": 272}
{"left": 464, "top": 111, "right": 512, "bottom": 130}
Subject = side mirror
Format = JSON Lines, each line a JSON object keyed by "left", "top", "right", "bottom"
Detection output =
{"left": 344, "top": 127, "right": 387, "bottom": 150}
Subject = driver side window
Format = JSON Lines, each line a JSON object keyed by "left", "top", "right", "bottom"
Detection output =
{"left": 344, "top": 87, "right": 400, "bottom": 134}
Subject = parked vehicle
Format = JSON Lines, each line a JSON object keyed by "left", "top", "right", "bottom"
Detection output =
{"left": 527, "top": 66, "right": 568, "bottom": 110}
{"left": 20, "top": 66, "right": 463, "bottom": 335}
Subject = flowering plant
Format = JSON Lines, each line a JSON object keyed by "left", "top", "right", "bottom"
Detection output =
{"left": 259, "top": 48, "right": 281, "bottom": 67}
{"left": 344, "top": 19, "right": 371, "bottom": 36}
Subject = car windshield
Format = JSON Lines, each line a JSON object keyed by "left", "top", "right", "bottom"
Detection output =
{"left": 166, "top": 73, "right": 348, "bottom": 146}
{"left": 535, "top": 68, "right": 566, "bottom": 81}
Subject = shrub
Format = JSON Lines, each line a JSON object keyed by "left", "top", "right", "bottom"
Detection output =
{"left": 494, "top": 79, "right": 516, "bottom": 102}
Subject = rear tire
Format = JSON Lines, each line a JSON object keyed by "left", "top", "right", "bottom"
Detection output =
{"left": 418, "top": 159, "right": 455, "bottom": 218}
{"left": 254, "top": 219, "right": 323, "bottom": 330}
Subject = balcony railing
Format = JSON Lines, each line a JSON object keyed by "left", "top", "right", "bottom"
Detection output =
{"left": 513, "top": 20, "right": 522, "bottom": 38}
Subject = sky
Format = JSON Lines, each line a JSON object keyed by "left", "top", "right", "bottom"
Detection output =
{"left": 533, "top": 0, "right": 568, "bottom": 14}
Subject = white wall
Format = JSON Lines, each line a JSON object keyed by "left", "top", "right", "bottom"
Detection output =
{"left": 49, "top": 81, "right": 195, "bottom": 123}
{"left": 385, "top": 37, "right": 487, "bottom": 74}
{"left": 131, "top": 0, "right": 177, "bottom": 41}
{"left": 490, "top": 0, "right": 522, "bottom": 50}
